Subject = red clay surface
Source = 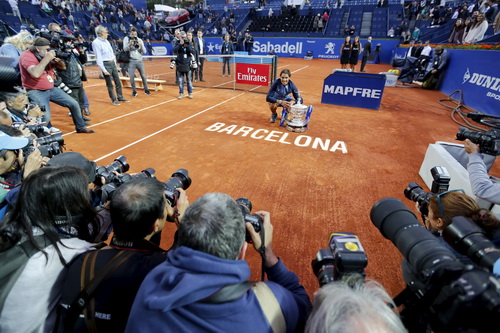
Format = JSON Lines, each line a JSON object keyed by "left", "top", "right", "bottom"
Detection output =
{"left": 50, "top": 58, "right": 497, "bottom": 298}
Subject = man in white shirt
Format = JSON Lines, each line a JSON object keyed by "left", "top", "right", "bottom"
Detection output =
{"left": 91, "top": 25, "right": 129, "bottom": 105}
{"left": 8, "top": 0, "right": 21, "bottom": 21}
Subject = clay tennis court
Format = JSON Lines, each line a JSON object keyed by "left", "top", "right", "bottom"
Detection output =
{"left": 48, "top": 57, "right": 495, "bottom": 298}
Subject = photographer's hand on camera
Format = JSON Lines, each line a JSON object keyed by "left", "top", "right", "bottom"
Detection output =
{"left": 464, "top": 139, "right": 480, "bottom": 155}
{"left": 27, "top": 104, "right": 44, "bottom": 119}
{"left": 23, "top": 148, "right": 49, "bottom": 179}
{"left": 173, "top": 188, "right": 189, "bottom": 227}
{"left": 246, "top": 211, "right": 279, "bottom": 267}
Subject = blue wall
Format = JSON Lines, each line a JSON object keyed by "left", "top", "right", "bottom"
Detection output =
{"left": 394, "top": 47, "right": 500, "bottom": 116}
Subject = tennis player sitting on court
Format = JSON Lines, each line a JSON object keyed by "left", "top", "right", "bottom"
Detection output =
{"left": 266, "top": 69, "right": 301, "bottom": 123}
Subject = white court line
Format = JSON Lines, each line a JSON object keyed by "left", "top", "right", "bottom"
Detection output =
{"left": 62, "top": 90, "right": 207, "bottom": 136}
{"left": 93, "top": 90, "right": 249, "bottom": 162}
{"left": 92, "top": 65, "right": 309, "bottom": 162}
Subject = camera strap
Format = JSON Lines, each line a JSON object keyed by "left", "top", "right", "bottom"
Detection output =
{"left": 259, "top": 222, "right": 266, "bottom": 281}
{"left": 63, "top": 249, "right": 135, "bottom": 332}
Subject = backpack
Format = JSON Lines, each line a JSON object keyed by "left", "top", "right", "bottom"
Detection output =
{"left": 0, "top": 235, "right": 51, "bottom": 314}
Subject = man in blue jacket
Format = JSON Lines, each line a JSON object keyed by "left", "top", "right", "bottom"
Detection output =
{"left": 126, "top": 192, "right": 311, "bottom": 333}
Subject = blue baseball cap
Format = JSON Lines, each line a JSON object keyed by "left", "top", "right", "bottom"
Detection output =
{"left": 20, "top": 25, "right": 27, "bottom": 29}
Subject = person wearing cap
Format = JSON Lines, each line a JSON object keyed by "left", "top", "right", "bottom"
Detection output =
{"left": 92, "top": 25, "right": 130, "bottom": 106}
{"left": 40, "top": 25, "right": 49, "bottom": 34}
{"left": 56, "top": 178, "right": 189, "bottom": 333}
{"left": 422, "top": 45, "right": 448, "bottom": 90}
{"left": 18, "top": 37, "right": 95, "bottom": 133}
{"left": 0, "top": 129, "right": 46, "bottom": 211}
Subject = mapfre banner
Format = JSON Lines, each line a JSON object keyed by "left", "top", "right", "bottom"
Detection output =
{"left": 235, "top": 63, "right": 270, "bottom": 86}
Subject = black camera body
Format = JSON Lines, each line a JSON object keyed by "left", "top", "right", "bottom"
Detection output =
{"left": 11, "top": 122, "right": 48, "bottom": 137}
{"left": 456, "top": 126, "right": 500, "bottom": 156}
{"left": 235, "top": 197, "right": 263, "bottom": 243}
{"left": 404, "top": 166, "right": 450, "bottom": 218}
{"left": 94, "top": 156, "right": 129, "bottom": 186}
{"left": 98, "top": 168, "right": 156, "bottom": 202}
{"left": 162, "top": 169, "right": 191, "bottom": 208}
{"left": 371, "top": 198, "right": 500, "bottom": 332}
{"left": 311, "top": 232, "right": 368, "bottom": 287}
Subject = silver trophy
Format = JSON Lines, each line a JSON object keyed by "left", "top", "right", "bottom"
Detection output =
{"left": 280, "top": 104, "right": 313, "bottom": 133}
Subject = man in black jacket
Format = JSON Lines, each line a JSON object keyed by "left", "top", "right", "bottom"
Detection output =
{"left": 56, "top": 178, "right": 189, "bottom": 333}
{"left": 58, "top": 36, "right": 91, "bottom": 126}
{"left": 360, "top": 36, "right": 372, "bottom": 72}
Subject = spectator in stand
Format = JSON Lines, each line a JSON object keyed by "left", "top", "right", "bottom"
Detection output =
{"left": 495, "top": 11, "right": 500, "bottom": 33}
{"left": 318, "top": 15, "right": 324, "bottom": 32}
{"left": 449, "top": 18, "right": 466, "bottom": 43}
{"left": 58, "top": 9, "right": 69, "bottom": 27}
{"left": 110, "top": 12, "right": 119, "bottom": 31}
{"left": 484, "top": 1, "right": 497, "bottom": 23}
{"left": 313, "top": 14, "right": 320, "bottom": 32}
{"left": 0, "top": 31, "right": 34, "bottom": 78}
{"left": 344, "top": 25, "right": 350, "bottom": 35}
{"left": 322, "top": 11, "right": 329, "bottom": 24}
{"left": 8, "top": 0, "right": 21, "bottom": 21}
{"left": 388, "top": 26, "right": 395, "bottom": 37}
{"left": 349, "top": 25, "right": 356, "bottom": 35}
{"left": 464, "top": 13, "right": 489, "bottom": 43}
{"left": 412, "top": 26, "right": 420, "bottom": 40}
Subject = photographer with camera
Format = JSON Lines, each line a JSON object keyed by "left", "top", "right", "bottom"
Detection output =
{"left": 123, "top": 27, "right": 151, "bottom": 97}
{"left": 125, "top": 193, "right": 311, "bottom": 332}
{"left": 0, "top": 87, "right": 44, "bottom": 125}
{"left": 423, "top": 190, "right": 500, "bottom": 246}
{"left": 174, "top": 31, "right": 194, "bottom": 99}
{"left": 464, "top": 138, "right": 500, "bottom": 205}
{"left": 57, "top": 35, "right": 93, "bottom": 127}
{"left": 0, "top": 166, "right": 100, "bottom": 333}
{"left": 55, "top": 178, "right": 189, "bottom": 333}
{"left": 305, "top": 279, "right": 407, "bottom": 333}
{"left": 18, "top": 37, "right": 94, "bottom": 134}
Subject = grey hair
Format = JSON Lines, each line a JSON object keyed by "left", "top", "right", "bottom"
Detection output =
{"left": 95, "top": 25, "right": 107, "bottom": 36}
{"left": 305, "top": 280, "right": 408, "bottom": 333}
{"left": 0, "top": 87, "right": 26, "bottom": 103}
{"left": 178, "top": 192, "right": 245, "bottom": 260}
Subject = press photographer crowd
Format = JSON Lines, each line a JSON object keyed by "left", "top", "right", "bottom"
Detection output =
{"left": 1, "top": 2, "right": 500, "bottom": 332}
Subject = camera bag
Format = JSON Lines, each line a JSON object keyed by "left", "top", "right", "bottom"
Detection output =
{"left": 116, "top": 50, "right": 130, "bottom": 64}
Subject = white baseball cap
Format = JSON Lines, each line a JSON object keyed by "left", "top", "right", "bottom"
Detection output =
{"left": 0, "top": 131, "right": 29, "bottom": 150}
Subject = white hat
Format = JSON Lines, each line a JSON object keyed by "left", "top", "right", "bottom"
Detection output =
{"left": 0, "top": 131, "right": 29, "bottom": 150}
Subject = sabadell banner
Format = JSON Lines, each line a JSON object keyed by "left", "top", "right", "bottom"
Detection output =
{"left": 150, "top": 37, "right": 399, "bottom": 64}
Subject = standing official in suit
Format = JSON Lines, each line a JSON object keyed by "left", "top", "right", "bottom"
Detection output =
{"left": 194, "top": 29, "right": 207, "bottom": 82}
{"left": 360, "top": 36, "right": 372, "bottom": 72}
